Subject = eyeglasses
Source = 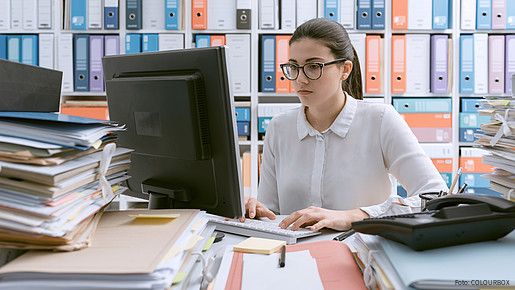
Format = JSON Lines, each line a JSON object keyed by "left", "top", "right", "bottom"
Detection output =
{"left": 280, "top": 58, "right": 347, "bottom": 81}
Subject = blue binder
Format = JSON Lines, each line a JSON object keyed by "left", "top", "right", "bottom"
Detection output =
{"left": 460, "top": 173, "right": 490, "bottom": 188}
{"left": 476, "top": 0, "right": 492, "bottom": 29}
{"left": 324, "top": 0, "right": 340, "bottom": 22}
{"left": 258, "top": 117, "right": 272, "bottom": 133}
{"left": 459, "top": 35, "right": 474, "bottom": 94}
{"left": 459, "top": 128, "right": 479, "bottom": 142}
{"left": 195, "top": 35, "right": 210, "bottom": 48}
{"left": 126, "top": 0, "right": 142, "bottom": 30}
{"left": 432, "top": 0, "right": 450, "bottom": 29}
{"left": 21, "top": 35, "right": 38, "bottom": 66}
{"left": 7, "top": 36, "right": 21, "bottom": 63}
{"left": 104, "top": 0, "right": 119, "bottom": 29}
{"left": 142, "top": 34, "right": 159, "bottom": 52}
{"left": 0, "top": 35, "right": 6, "bottom": 60}
{"left": 125, "top": 34, "right": 141, "bottom": 54}
{"left": 507, "top": 0, "right": 515, "bottom": 29}
{"left": 235, "top": 107, "right": 251, "bottom": 122}
{"left": 393, "top": 98, "right": 452, "bottom": 113}
{"left": 461, "top": 98, "right": 482, "bottom": 112}
{"left": 372, "top": 0, "right": 385, "bottom": 29}
{"left": 73, "top": 34, "right": 89, "bottom": 91}
{"left": 357, "top": 0, "right": 372, "bottom": 29}
{"left": 71, "top": 0, "right": 87, "bottom": 30}
{"left": 237, "top": 121, "right": 250, "bottom": 137}
{"left": 459, "top": 112, "right": 490, "bottom": 128}
{"left": 260, "top": 35, "right": 276, "bottom": 92}
{"left": 464, "top": 187, "right": 501, "bottom": 196}
{"left": 165, "top": 0, "right": 180, "bottom": 30}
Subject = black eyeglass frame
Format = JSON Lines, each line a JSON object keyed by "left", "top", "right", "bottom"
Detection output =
{"left": 279, "top": 58, "right": 348, "bottom": 81}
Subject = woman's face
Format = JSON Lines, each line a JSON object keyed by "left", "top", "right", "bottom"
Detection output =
{"left": 288, "top": 38, "right": 346, "bottom": 108}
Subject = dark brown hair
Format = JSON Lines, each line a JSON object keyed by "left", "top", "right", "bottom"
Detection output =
{"left": 290, "top": 18, "right": 363, "bottom": 100}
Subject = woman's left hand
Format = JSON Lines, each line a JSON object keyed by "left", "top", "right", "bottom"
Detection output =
{"left": 279, "top": 206, "right": 369, "bottom": 231}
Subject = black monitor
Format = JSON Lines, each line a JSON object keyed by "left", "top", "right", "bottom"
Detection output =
{"left": 103, "top": 46, "right": 244, "bottom": 218}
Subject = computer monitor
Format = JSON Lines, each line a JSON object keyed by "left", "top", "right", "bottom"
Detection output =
{"left": 103, "top": 46, "right": 244, "bottom": 218}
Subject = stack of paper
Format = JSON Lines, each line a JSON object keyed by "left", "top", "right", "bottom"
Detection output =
{"left": 474, "top": 97, "right": 515, "bottom": 201}
{"left": 0, "top": 209, "right": 209, "bottom": 290}
{"left": 0, "top": 112, "right": 131, "bottom": 250}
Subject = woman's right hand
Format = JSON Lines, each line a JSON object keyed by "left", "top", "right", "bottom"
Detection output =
{"left": 244, "top": 197, "right": 277, "bottom": 220}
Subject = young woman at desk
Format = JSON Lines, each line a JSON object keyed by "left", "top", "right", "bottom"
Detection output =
{"left": 245, "top": 18, "right": 448, "bottom": 231}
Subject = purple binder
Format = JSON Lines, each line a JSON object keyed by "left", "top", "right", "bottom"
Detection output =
{"left": 489, "top": 35, "right": 505, "bottom": 94}
{"left": 89, "top": 35, "right": 104, "bottom": 92}
{"left": 505, "top": 35, "right": 515, "bottom": 94}
{"left": 104, "top": 35, "right": 120, "bottom": 56}
{"left": 430, "top": 35, "right": 449, "bottom": 94}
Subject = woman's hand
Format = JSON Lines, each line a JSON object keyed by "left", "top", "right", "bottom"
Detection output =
{"left": 279, "top": 206, "right": 369, "bottom": 231}
{"left": 243, "top": 197, "right": 277, "bottom": 220}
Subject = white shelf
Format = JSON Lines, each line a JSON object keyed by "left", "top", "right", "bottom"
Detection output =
{"left": 392, "top": 29, "right": 454, "bottom": 34}
{"left": 459, "top": 29, "right": 515, "bottom": 34}
{"left": 62, "top": 92, "right": 107, "bottom": 97}
{"left": 62, "top": 29, "right": 122, "bottom": 34}
{"left": 239, "top": 141, "right": 251, "bottom": 146}
{"left": 192, "top": 30, "right": 251, "bottom": 34}
{"left": 0, "top": 30, "right": 54, "bottom": 34}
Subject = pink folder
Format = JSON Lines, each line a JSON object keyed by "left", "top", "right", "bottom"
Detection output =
{"left": 489, "top": 35, "right": 505, "bottom": 94}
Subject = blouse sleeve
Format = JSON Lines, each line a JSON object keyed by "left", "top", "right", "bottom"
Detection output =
{"left": 360, "top": 106, "right": 449, "bottom": 217}
{"left": 257, "top": 118, "right": 280, "bottom": 213}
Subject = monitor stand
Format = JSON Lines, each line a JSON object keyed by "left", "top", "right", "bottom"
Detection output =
{"left": 142, "top": 179, "right": 191, "bottom": 209}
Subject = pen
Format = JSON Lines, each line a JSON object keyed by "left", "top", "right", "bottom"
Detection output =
{"left": 333, "top": 229, "right": 355, "bottom": 241}
{"left": 448, "top": 167, "right": 462, "bottom": 195}
{"left": 458, "top": 183, "right": 468, "bottom": 194}
{"left": 278, "top": 245, "right": 286, "bottom": 268}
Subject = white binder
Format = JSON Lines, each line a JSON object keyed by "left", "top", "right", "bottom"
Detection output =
{"left": 58, "top": 34, "right": 74, "bottom": 93}
{"left": 259, "top": 0, "right": 278, "bottom": 29}
{"left": 281, "top": 0, "right": 296, "bottom": 30}
{"left": 407, "top": 0, "right": 432, "bottom": 30}
{"left": 348, "top": 33, "right": 367, "bottom": 86}
{"left": 158, "top": 34, "right": 184, "bottom": 51}
{"left": 22, "top": 0, "right": 38, "bottom": 30}
{"left": 142, "top": 0, "right": 165, "bottom": 30}
{"left": 38, "top": 33, "right": 54, "bottom": 69}
{"left": 474, "top": 34, "right": 489, "bottom": 94}
{"left": 10, "top": 0, "right": 23, "bottom": 29}
{"left": 37, "top": 0, "right": 52, "bottom": 29}
{"left": 208, "top": 0, "right": 237, "bottom": 30}
{"left": 296, "top": 0, "right": 317, "bottom": 26}
{"left": 0, "top": 0, "right": 10, "bottom": 30}
{"left": 226, "top": 34, "right": 251, "bottom": 94}
{"left": 461, "top": 0, "right": 477, "bottom": 30}
{"left": 87, "top": 0, "right": 102, "bottom": 29}
{"left": 406, "top": 34, "right": 430, "bottom": 94}
{"left": 341, "top": 0, "right": 355, "bottom": 29}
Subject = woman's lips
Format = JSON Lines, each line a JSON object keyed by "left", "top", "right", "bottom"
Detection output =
{"left": 297, "top": 90, "right": 313, "bottom": 96}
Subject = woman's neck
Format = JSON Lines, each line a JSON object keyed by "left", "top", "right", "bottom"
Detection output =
{"left": 305, "top": 90, "right": 347, "bottom": 133}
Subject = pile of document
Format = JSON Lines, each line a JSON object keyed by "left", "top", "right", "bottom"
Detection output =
{"left": 0, "top": 209, "right": 210, "bottom": 290}
{"left": 474, "top": 96, "right": 515, "bottom": 201}
{"left": 0, "top": 112, "right": 131, "bottom": 250}
{"left": 348, "top": 232, "right": 515, "bottom": 290}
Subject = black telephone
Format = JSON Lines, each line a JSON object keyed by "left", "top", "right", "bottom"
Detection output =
{"left": 351, "top": 195, "right": 515, "bottom": 251}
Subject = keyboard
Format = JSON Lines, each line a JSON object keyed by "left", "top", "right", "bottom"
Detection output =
{"left": 207, "top": 215, "right": 321, "bottom": 244}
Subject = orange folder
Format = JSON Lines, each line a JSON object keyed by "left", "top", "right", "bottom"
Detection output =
{"left": 210, "top": 35, "right": 226, "bottom": 46}
{"left": 401, "top": 113, "right": 452, "bottom": 128}
{"left": 61, "top": 106, "right": 109, "bottom": 120}
{"left": 392, "top": 0, "right": 408, "bottom": 30}
{"left": 431, "top": 158, "right": 453, "bottom": 173}
{"left": 242, "top": 151, "right": 251, "bottom": 195}
{"left": 365, "top": 35, "right": 383, "bottom": 94}
{"left": 460, "top": 157, "right": 495, "bottom": 173}
{"left": 391, "top": 35, "right": 406, "bottom": 94}
{"left": 224, "top": 240, "right": 366, "bottom": 290}
{"left": 275, "top": 35, "right": 291, "bottom": 93}
{"left": 192, "top": 0, "right": 207, "bottom": 30}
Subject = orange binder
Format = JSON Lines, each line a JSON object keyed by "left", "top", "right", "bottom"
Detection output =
{"left": 391, "top": 35, "right": 406, "bottom": 94}
{"left": 210, "top": 35, "right": 226, "bottom": 46}
{"left": 275, "top": 35, "right": 291, "bottom": 93}
{"left": 431, "top": 158, "right": 453, "bottom": 173}
{"left": 192, "top": 0, "right": 207, "bottom": 30}
{"left": 365, "top": 35, "right": 383, "bottom": 94}
{"left": 401, "top": 113, "right": 452, "bottom": 128}
{"left": 224, "top": 240, "right": 366, "bottom": 290}
{"left": 61, "top": 106, "right": 109, "bottom": 120}
{"left": 392, "top": 0, "right": 408, "bottom": 30}
{"left": 460, "top": 157, "right": 495, "bottom": 173}
{"left": 242, "top": 151, "right": 251, "bottom": 195}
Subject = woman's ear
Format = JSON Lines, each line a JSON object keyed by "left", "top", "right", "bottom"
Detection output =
{"left": 341, "top": 60, "right": 353, "bottom": 81}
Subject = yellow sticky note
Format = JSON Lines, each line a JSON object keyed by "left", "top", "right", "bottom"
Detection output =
{"left": 233, "top": 237, "right": 286, "bottom": 255}
{"left": 129, "top": 213, "right": 181, "bottom": 219}
{"left": 202, "top": 236, "right": 216, "bottom": 252}
{"left": 92, "top": 140, "right": 103, "bottom": 150}
{"left": 184, "top": 235, "right": 203, "bottom": 251}
{"left": 172, "top": 272, "right": 187, "bottom": 285}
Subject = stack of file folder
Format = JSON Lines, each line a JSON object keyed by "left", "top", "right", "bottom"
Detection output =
{"left": 0, "top": 112, "right": 131, "bottom": 250}
{"left": 474, "top": 96, "right": 515, "bottom": 201}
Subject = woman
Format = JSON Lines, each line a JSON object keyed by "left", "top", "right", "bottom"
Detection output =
{"left": 245, "top": 18, "right": 448, "bottom": 231}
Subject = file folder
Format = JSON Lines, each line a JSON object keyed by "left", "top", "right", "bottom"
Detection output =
{"left": 492, "top": 0, "right": 506, "bottom": 29}
{"left": 260, "top": 35, "right": 276, "bottom": 92}
{"left": 461, "top": 98, "right": 482, "bottom": 112}
{"left": 235, "top": 107, "right": 251, "bottom": 122}
{"left": 461, "top": 0, "right": 476, "bottom": 30}
{"left": 474, "top": 34, "right": 489, "bottom": 94}
{"left": 22, "top": 0, "right": 38, "bottom": 30}
{"left": 71, "top": 0, "right": 87, "bottom": 30}
{"left": 324, "top": 0, "right": 340, "bottom": 22}
{"left": 488, "top": 35, "right": 505, "bottom": 94}
{"left": 260, "top": 0, "right": 278, "bottom": 29}
{"left": 341, "top": 0, "right": 355, "bottom": 29}
{"left": 7, "top": 36, "right": 21, "bottom": 63}
{"left": 507, "top": 0, "right": 515, "bottom": 29}
{"left": 210, "top": 35, "right": 225, "bottom": 46}
{"left": 143, "top": 0, "right": 165, "bottom": 30}
{"left": 459, "top": 35, "right": 474, "bottom": 94}
{"left": 393, "top": 98, "right": 452, "bottom": 113}
{"left": 237, "top": 0, "right": 252, "bottom": 29}
{"left": 89, "top": 35, "right": 104, "bottom": 92}
{"left": 87, "top": 0, "right": 102, "bottom": 29}
{"left": 126, "top": 0, "right": 142, "bottom": 30}
{"left": 195, "top": 34, "right": 210, "bottom": 48}
{"left": 391, "top": 35, "right": 406, "bottom": 94}
{"left": 21, "top": 35, "right": 38, "bottom": 66}
{"left": 391, "top": 0, "right": 407, "bottom": 30}
{"left": 459, "top": 113, "right": 490, "bottom": 128}
{"left": 357, "top": 0, "right": 372, "bottom": 29}
{"left": 0, "top": 35, "right": 6, "bottom": 60}
{"left": 10, "top": 0, "right": 22, "bottom": 29}
{"left": 104, "top": 0, "right": 119, "bottom": 29}
{"left": 408, "top": 0, "right": 432, "bottom": 30}
{"left": 165, "top": 0, "right": 180, "bottom": 30}
{"left": 349, "top": 34, "right": 366, "bottom": 86}
{"left": 432, "top": 0, "right": 449, "bottom": 29}
{"left": 431, "top": 35, "right": 449, "bottom": 94}
{"left": 73, "top": 35, "right": 89, "bottom": 92}
{"left": 365, "top": 35, "right": 382, "bottom": 94}
{"left": 158, "top": 34, "right": 184, "bottom": 51}
{"left": 226, "top": 34, "right": 251, "bottom": 93}
{"left": 505, "top": 35, "right": 515, "bottom": 94}
{"left": 276, "top": 35, "right": 291, "bottom": 93}
{"left": 37, "top": 0, "right": 52, "bottom": 29}
{"left": 125, "top": 34, "right": 141, "bottom": 54}
{"left": 142, "top": 34, "right": 159, "bottom": 52}
{"left": 59, "top": 34, "right": 74, "bottom": 93}
{"left": 208, "top": 0, "right": 236, "bottom": 30}
{"left": 296, "top": 0, "right": 317, "bottom": 26}
{"left": 403, "top": 113, "right": 452, "bottom": 128}
{"left": 192, "top": 0, "right": 208, "bottom": 30}
{"left": 406, "top": 34, "right": 430, "bottom": 94}
{"left": 281, "top": 0, "right": 296, "bottom": 30}
{"left": 372, "top": 0, "right": 385, "bottom": 29}
{"left": 104, "top": 35, "right": 120, "bottom": 56}
{"left": 476, "top": 0, "right": 492, "bottom": 29}
{"left": 0, "top": 0, "right": 9, "bottom": 30}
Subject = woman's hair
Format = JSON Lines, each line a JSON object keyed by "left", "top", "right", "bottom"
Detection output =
{"left": 290, "top": 18, "right": 363, "bottom": 100}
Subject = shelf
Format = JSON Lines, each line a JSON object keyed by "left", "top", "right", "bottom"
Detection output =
{"left": 61, "top": 92, "right": 107, "bottom": 97}
{"left": 61, "top": 29, "right": 122, "bottom": 34}
{"left": 459, "top": 142, "right": 479, "bottom": 147}
{"left": 257, "top": 141, "right": 264, "bottom": 146}
{"left": 392, "top": 29, "right": 453, "bottom": 34}
{"left": 459, "top": 29, "right": 515, "bottom": 34}
{"left": 460, "top": 94, "right": 513, "bottom": 98}
{"left": 259, "top": 95, "right": 301, "bottom": 103}
{"left": 192, "top": 30, "right": 251, "bottom": 34}
{"left": 391, "top": 94, "right": 452, "bottom": 98}
{"left": 123, "top": 29, "right": 186, "bottom": 34}
{"left": 239, "top": 141, "right": 251, "bottom": 146}
{"left": 1, "top": 30, "right": 55, "bottom": 34}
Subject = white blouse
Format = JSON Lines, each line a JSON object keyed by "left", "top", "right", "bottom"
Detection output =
{"left": 257, "top": 94, "right": 448, "bottom": 217}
